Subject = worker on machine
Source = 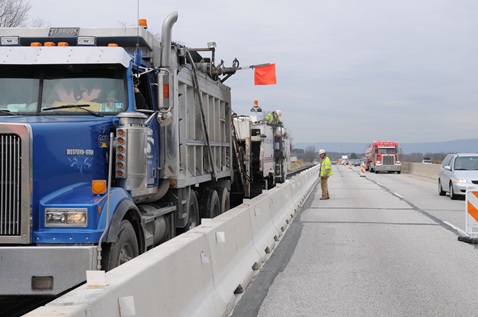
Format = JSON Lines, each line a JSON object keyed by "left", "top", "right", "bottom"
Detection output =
{"left": 265, "top": 109, "right": 282, "bottom": 125}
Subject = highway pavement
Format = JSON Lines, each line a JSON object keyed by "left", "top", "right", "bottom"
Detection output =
{"left": 231, "top": 164, "right": 478, "bottom": 316}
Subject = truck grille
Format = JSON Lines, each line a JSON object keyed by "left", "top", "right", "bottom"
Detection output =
{"left": 0, "top": 125, "right": 31, "bottom": 243}
{"left": 382, "top": 155, "right": 395, "bottom": 165}
{"left": 0, "top": 134, "right": 21, "bottom": 235}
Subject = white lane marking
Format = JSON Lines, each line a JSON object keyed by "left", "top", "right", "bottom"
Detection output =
{"left": 444, "top": 221, "right": 469, "bottom": 237}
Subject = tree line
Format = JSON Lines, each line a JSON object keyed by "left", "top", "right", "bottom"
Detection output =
{"left": 0, "top": 0, "right": 44, "bottom": 27}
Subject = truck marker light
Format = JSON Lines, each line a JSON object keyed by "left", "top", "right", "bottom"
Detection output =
{"left": 117, "top": 162, "right": 124, "bottom": 169}
{"left": 117, "top": 145, "right": 124, "bottom": 152}
{"left": 108, "top": 43, "right": 118, "bottom": 47}
{"left": 117, "top": 171, "right": 124, "bottom": 177}
{"left": 118, "top": 129, "right": 125, "bottom": 136}
{"left": 117, "top": 137, "right": 125, "bottom": 144}
{"left": 169, "top": 181, "right": 175, "bottom": 187}
{"left": 117, "top": 154, "right": 124, "bottom": 160}
{"left": 163, "top": 84, "right": 170, "bottom": 98}
{"left": 44, "top": 42, "right": 55, "bottom": 46}
{"left": 58, "top": 42, "right": 69, "bottom": 46}
{"left": 30, "top": 42, "right": 42, "bottom": 46}
{"left": 92, "top": 180, "right": 107, "bottom": 195}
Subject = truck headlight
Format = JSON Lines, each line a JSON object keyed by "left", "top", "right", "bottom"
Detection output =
{"left": 45, "top": 208, "right": 88, "bottom": 227}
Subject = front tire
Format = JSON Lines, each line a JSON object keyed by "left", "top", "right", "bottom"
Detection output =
{"left": 102, "top": 220, "right": 139, "bottom": 271}
{"left": 438, "top": 180, "right": 446, "bottom": 196}
{"left": 449, "top": 183, "right": 458, "bottom": 200}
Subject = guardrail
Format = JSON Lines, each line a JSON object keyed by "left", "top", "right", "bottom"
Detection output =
{"left": 25, "top": 166, "right": 320, "bottom": 317}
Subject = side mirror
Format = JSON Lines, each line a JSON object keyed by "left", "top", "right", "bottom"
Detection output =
{"left": 444, "top": 166, "right": 451, "bottom": 171}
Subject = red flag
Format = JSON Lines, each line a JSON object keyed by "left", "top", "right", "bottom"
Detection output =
{"left": 254, "top": 64, "right": 277, "bottom": 85}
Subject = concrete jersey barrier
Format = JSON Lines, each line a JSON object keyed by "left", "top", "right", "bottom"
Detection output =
{"left": 25, "top": 166, "right": 320, "bottom": 317}
{"left": 401, "top": 162, "right": 440, "bottom": 179}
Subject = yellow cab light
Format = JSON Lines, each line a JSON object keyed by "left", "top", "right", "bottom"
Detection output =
{"left": 108, "top": 43, "right": 118, "bottom": 47}
{"left": 92, "top": 180, "right": 107, "bottom": 195}
{"left": 44, "top": 42, "right": 55, "bottom": 46}
{"left": 31, "top": 42, "right": 42, "bottom": 46}
{"left": 163, "top": 84, "right": 169, "bottom": 98}
{"left": 139, "top": 19, "right": 148, "bottom": 28}
{"left": 58, "top": 42, "right": 69, "bottom": 46}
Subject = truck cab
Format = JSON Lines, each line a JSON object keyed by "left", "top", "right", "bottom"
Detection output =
{"left": 0, "top": 12, "right": 236, "bottom": 295}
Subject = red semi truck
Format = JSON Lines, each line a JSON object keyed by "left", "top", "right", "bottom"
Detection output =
{"left": 365, "top": 141, "right": 401, "bottom": 173}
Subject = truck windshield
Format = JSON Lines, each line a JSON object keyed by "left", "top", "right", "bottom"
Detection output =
{"left": 377, "top": 148, "right": 395, "bottom": 154}
{"left": 0, "top": 64, "right": 127, "bottom": 114}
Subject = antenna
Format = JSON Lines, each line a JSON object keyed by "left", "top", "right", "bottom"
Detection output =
{"left": 136, "top": 0, "right": 140, "bottom": 47}
{"left": 134, "top": 0, "right": 141, "bottom": 79}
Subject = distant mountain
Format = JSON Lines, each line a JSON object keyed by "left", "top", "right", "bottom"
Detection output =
{"left": 295, "top": 139, "right": 478, "bottom": 155}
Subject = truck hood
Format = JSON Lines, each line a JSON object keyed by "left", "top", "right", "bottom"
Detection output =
{"left": 0, "top": 115, "right": 117, "bottom": 200}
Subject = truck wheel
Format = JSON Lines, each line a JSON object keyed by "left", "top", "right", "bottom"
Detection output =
{"left": 185, "top": 190, "right": 199, "bottom": 230}
{"left": 215, "top": 187, "right": 230, "bottom": 214}
{"left": 200, "top": 189, "right": 220, "bottom": 219}
{"left": 102, "top": 220, "right": 139, "bottom": 270}
{"left": 267, "top": 175, "right": 276, "bottom": 189}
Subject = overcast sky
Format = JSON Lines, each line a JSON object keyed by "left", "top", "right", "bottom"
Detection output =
{"left": 27, "top": 0, "right": 478, "bottom": 145}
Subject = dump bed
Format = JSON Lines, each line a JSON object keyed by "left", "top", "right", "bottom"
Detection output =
{"left": 161, "top": 51, "right": 233, "bottom": 188}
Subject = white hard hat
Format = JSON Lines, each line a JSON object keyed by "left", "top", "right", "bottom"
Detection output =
{"left": 275, "top": 110, "right": 282, "bottom": 116}
{"left": 319, "top": 149, "right": 326, "bottom": 154}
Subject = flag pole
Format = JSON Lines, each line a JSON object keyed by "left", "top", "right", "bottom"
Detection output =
{"left": 235, "top": 63, "right": 271, "bottom": 71}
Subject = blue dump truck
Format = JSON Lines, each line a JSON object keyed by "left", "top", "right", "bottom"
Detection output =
{"left": 0, "top": 12, "right": 242, "bottom": 295}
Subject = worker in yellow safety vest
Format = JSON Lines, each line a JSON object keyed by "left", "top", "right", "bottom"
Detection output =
{"left": 265, "top": 110, "right": 282, "bottom": 125}
{"left": 319, "top": 149, "right": 333, "bottom": 200}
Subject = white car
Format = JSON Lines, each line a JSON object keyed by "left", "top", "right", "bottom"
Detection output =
{"left": 438, "top": 153, "right": 478, "bottom": 199}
